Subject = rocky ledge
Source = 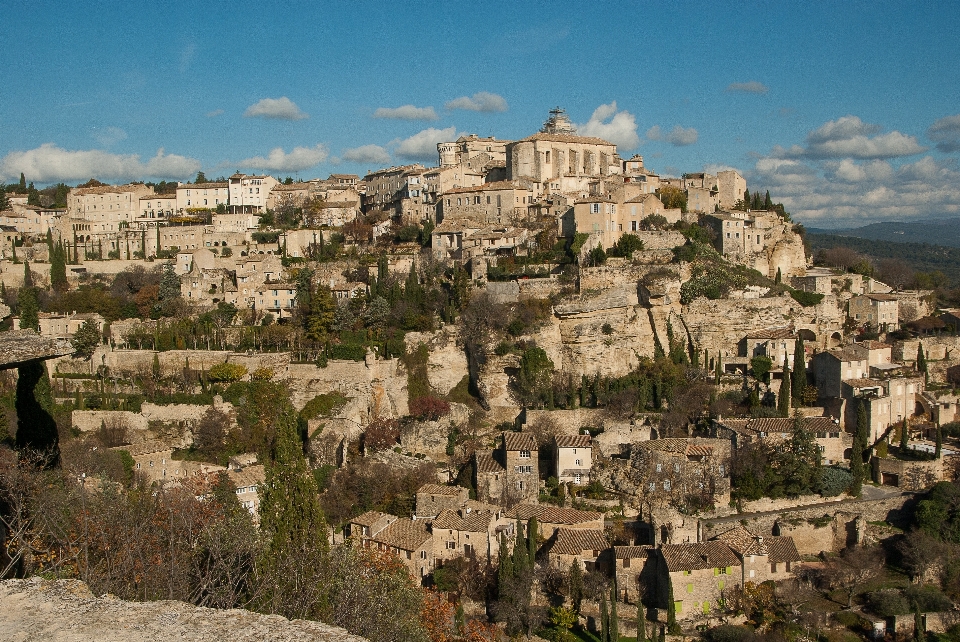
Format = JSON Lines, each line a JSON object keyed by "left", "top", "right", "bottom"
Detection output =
{"left": 0, "top": 578, "right": 368, "bottom": 641}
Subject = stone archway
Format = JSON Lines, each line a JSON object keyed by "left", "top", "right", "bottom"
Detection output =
{"left": 828, "top": 332, "right": 842, "bottom": 348}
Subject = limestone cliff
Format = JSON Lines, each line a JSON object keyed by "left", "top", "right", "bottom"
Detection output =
{"left": 0, "top": 578, "right": 368, "bottom": 642}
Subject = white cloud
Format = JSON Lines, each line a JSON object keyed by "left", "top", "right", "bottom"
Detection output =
{"left": 647, "top": 124, "right": 698, "bottom": 147}
{"left": 243, "top": 97, "right": 308, "bottom": 120}
{"left": 237, "top": 144, "right": 328, "bottom": 172}
{"left": 341, "top": 144, "right": 391, "bottom": 165}
{"left": 0, "top": 143, "right": 200, "bottom": 183}
{"left": 373, "top": 105, "right": 438, "bottom": 121}
{"left": 927, "top": 114, "right": 960, "bottom": 153}
{"left": 206, "top": 109, "right": 224, "bottom": 118}
{"left": 445, "top": 92, "right": 508, "bottom": 113}
{"left": 780, "top": 115, "right": 926, "bottom": 159}
{"left": 394, "top": 126, "right": 458, "bottom": 161}
{"left": 576, "top": 102, "right": 640, "bottom": 149}
{"left": 92, "top": 126, "right": 127, "bottom": 147}
{"left": 726, "top": 81, "right": 768, "bottom": 94}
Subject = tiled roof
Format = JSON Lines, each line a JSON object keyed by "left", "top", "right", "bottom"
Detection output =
{"left": 475, "top": 452, "right": 504, "bottom": 474}
{"left": 73, "top": 184, "right": 152, "bottom": 196}
{"left": 444, "top": 180, "right": 525, "bottom": 195}
{"left": 351, "top": 510, "right": 394, "bottom": 527}
{"left": 613, "top": 545, "right": 652, "bottom": 559}
{"left": 843, "top": 378, "right": 884, "bottom": 388}
{"left": 766, "top": 536, "right": 802, "bottom": 563}
{"left": 431, "top": 508, "right": 493, "bottom": 533}
{"left": 502, "top": 432, "right": 537, "bottom": 452}
{"left": 116, "top": 439, "right": 172, "bottom": 457}
{"left": 716, "top": 526, "right": 767, "bottom": 556}
{"left": 520, "top": 133, "right": 615, "bottom": 146}
{"left": 660, "top": 541, "right": 741, "bottom": 573}
{"left": 227, "top": 464, "right": 265, "bottom": 490}
{"left": 719, "top": 417, "right": 839, "bottom": 435}
{"left": 636, "top": 439, "right": 714, "bottom": 457}
{"left": 549, "top": 527, "right": 609, "bottom": 556}
{"left": 864, "top": 293, "right": 898, "bottom": 302}
{"left": 556, "top": 434, "right": 592, "bottom": 449}
{"left": 745, "top": 327, "right": 795, "bottom": 340}
{"left": 506, "top": 504, "right": 603, "bottom": 525}
{"left": 181, "top": 182, "right": 228, "bottom": 188}
{"left": 418, "top": 483, "right": 463, "bottom": 497}
{"left": 858, "top": 340, "right": 890, "bottom": 350}
{"left": 372, "top": 518, "right": 432, "bottom": 551}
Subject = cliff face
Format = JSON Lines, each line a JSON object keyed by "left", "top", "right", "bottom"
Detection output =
{"left": 0, "top": 578, "right": 369, "bottom": 642}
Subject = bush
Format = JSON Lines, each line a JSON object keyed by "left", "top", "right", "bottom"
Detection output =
{"left": 609, "top": 234, "right": 644, "bottom": 258}
{"left": 328, "top": 343, "right": 367, "bottom": 361}
{"left": 250, "top": 367, "right": 274, "bottom": 381}
{"left": 789, "top": 289, "right": 824, "bottom": 307}
{"left": 207, "top": 362, "right": 248, "bottom": 383}
{"left": 301, "top": 392, "right": 349, "bottom": 420}
{"left": 409, "top": 395, "right": 451, "bottom": 421}
{"left": 904, "top": 584, "right": 954, "bottom": 613}
{"left": 867, "top": 589, "right": 911, "bottom": 616}
{"left": 820, "top": 466, "right": 853, "bottom": 497}
{"left": 702, "top": 624, "right": 755, "bottom": 642}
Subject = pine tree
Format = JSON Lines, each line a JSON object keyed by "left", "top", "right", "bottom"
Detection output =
{"left": 257, "top": 405, "right": 327, "bottom": 618}
{"left": 792, "top": 336, "right": 807, "bottom": 406}
{"left": 900, "top": 418, "right": 910, "bottom": 450}
{"left": 851, "top": 400, "right": 868, "bottom": 496}
{"left": 609, "top": 579, "right": 620, "bottom": 641}
{"left": 778, "top": 357, "right": 792, "bottom": 417}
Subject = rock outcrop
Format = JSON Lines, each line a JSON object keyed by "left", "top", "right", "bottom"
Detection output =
{"left": 0, "top": 578, "right": 368, "bottom": 641}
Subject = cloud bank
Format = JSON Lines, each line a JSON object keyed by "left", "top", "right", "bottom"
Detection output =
{"left": 646, "top": 124, "right": 698, "bottom": 146}
{"left": 0, "top": 143, "right": 200, "bottom": 183}
{"left": 394, "top": 126, "right": 458, "bottom": 161}
{"left": 341, "top": 144, "right": 391, "bottom": 165}
{"left": 927, "top": 114, "right": 960, "bottom": 153}
{"left": 773, "top": 115, "right": 925, "bottom": 159}
{"left": 237, "top": 144, "right": 328, "bottom": 171}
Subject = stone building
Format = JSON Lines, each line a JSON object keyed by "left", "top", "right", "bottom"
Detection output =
{"left": 715, "top": 526, "right": 802, "bottom": 585}
{"left": 621, "top": 155, "right": 660, "bottom": 194}
{"left": 347, "top": 510, "right": 397, "bottom": 539}
{"left": 366, "top": 517, "right": 434, "bottom": 582}
{"left": 415, "top": 483, "right": 470, "bottom": 518}
{"left": 438, "top": 134, "right": 509, "bottom": 168}
{"left": 849, "top": 293, "right": 900, "bottom": 330}
{"left": 554, "top": 433, "right": 592, "bottom": 486}
{"left": 568, "top": 192, "right": 668, "bottom": 249}
{"left": 431, "top": 506, "right": 505, "bottom": 564}
{"left": 437, "top": 181, "right": 533, "bottom": 225}
{"left": 506, "top": 108, "right": 621, "bottom": 198}
{"left": 741, "top": 327, "right": 798, "bottom": 370}
{"left": 715, "top": 416, "right": 851, "bottom": 466}
{"left": 176, "top": 182, "right": 229, "bottom": 213}
{"left": 630, "top": 438, "right": 732, "bottom": 512}
{"left": 504, "top": 504, "right": 604, "bottom": 539}
{"left": 656, "top": 541, "right": 742, "bottom": 621}
{"left": 473, "top": 432, "right": 540, "bottom": 506}
{"left": 228, "top": 174, "right": 277, "bottom": 214}
{"left": 228, "top": 463, "right": 265, "bottom": 517}
{"left": 841, "top": 376, "right": 923, "bottom": 442}
{"left": 543, "top": 527, "right": 608, "bottom": 571}
{"left": 362, "top": 164, "right": 429, "bottom": 224}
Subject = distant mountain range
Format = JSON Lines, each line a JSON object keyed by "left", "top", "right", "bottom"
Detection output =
{"left": 806, "top": 218, "right": 960, "bottom": 248}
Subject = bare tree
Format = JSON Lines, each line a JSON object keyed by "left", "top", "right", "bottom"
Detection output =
{"left": 818, "top": 544, "right": 885, "bottom": 607}
{"left": 876, "top": 258, "right": 914, "bottom": 291}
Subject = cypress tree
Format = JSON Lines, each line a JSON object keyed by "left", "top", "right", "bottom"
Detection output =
{"left": 497, "top": 534, "right": 513, "bottom": 587}
{"left": 914, "top": 606, "right": 924, "bottom": 641}
{"left": 743, "top": 188, "right": 750, "bottom": 208}
{"left": 917, "top": 342, "right": 928, "bottom": 384}
{"left": 666, "top": 578, "right": 678, "bottom": 631}
{"left": 569, "top": 560, "right": 583, "bottom": 613}
{"left": 778, "top": 357, "right": 792, "bottom": 417}
{"left": 22, "top": 260, "right": 33, "bottom": 289}
{"left": 935, "top": 426, "right": 942, "bottom": 458}
{"left": 257, "top": 403, "right": 327, "bottom": 618}
{"left": 775, "top": 267, "right": 782, "bottom": 284}
{"left": 45, "top": 228, "right": 53, "bottom": 254}
{"left": 10, "top": 238, "right": 16, "bottom": 262}
{"left": 609, "top": 579, "right": 620, "bottom": 642}
{"left": 715, "top": 354, "right": 722, "bottom": 385}
{"left": 15, "top": 361, "right": 60, "bottom": 467}
{"left": 511, "top": 519, "right": 529, "bottom": 570}
{"left": 792, "top": 336, "right": 806, "bottom": 406}
{"left": 637, "top": 597, "right": 647, "bottom": 641}
{"left": 600, "top": 594, "right": 609, "bottom": 642}
{"left": 851, "top": 400, "right": 868, "bottom": 495}
{"left": 17, "top": 286, "right": 39, "bottom": 331}
{"left": 764, "top": 190, "right": 773, "bottom": 210}
{"left": 900, "top": 418, "right": 910, "bottom": 450}
{"left": 51, "top": 241, "right": 68, "bottom": 292}
{"left": 527, "top": 516, "right": 538, "bottom": 565}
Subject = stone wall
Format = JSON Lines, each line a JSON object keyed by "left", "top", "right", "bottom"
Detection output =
{"left": 72, "top": 410, "right": 149, "bottom": 433}
{"left": 404, "top": 326, "right": 470, "bottom": 396}
{"left": 633, "top": 231, "right": 686, "bottom": 251}
{"left": 100, "top": 348, "right": 290, "bottom": 378}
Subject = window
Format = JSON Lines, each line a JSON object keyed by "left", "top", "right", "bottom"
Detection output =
{"left": 515, "top": 465, "right": 533, "bottom": 474}
{"left": 663, "top": 480, "right": 671, "bottom": 491}
{"left": 420, "top": 551, "right": 426, "bottom": 559}
{"left": 575, "top": 459, "right": 581, "bottom": 466}
{"left": 674, "top": 463, "right": 681, "bottom": 473}
{"left": 686, "top": 583, "right": 693, "bottom": 593}
{"left": 574, "top": 473, "right": 582, "bottom": 484}
{"left": 656, "top": 463, "right": 662, "bottom": 472}
{"left": 519, "top": 450, "right": 531, "bottom": 459}
{"left": 591, "top": 203, "right": 600, "bottom": 214}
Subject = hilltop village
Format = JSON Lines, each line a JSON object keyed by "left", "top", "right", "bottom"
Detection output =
{"left": 3, "top": 108, "right": 960, "bottom": 642}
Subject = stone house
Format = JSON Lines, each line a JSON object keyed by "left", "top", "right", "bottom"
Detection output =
{"left": 715, "top": 170, "right": 746, "bottom": 210}
{"left": 67, "top": 183, "right": 155, "bottom": 231}
{"left": 849, "top": 293, "right": 899, "bottom": 330}
{"left": 656, "top": 541, "right": 742, "bottom": 621}
{"left": 504, "top": 504, "right": 604, "bottom": 539}
{"left": 612, "top": 545, "right": 655, "bottom": 603}
{"left": 630, "top": 438, "right": 732, "bottom": 512}
{"left": 741, "top": 327, "right": 798, "bottom": 371}
{"left": 137, "top": 195, "right": 176, "bottom": 228}
{"left": 228, "top": 463, "right": 265, "bottom": 517}
{"left": 438, "top": 134, "right": 509, "bottom": 168}
{"left": 554, "top": 433, "right": 592, "bottom": 486}
{"left": 367, "top": 517, "right": 434, "bottom": 582}
{"left": 620, "top": 155, "right": 660, "bottom": 194}
{"left": 473, "top": 432, "right": 539, "bottom": 506}
{"left": 431, "top": 506, "right": 504, "bottom": 564}
{"left": 228, "top": 174, "right": 278, "bottom": 214}
{"left": 415, "top": 483, "right": 470, "bottom": 518}
{"left": 176, "top": 182, "right": 229, "bottom": 213}
{"left": 0, "top": 202, "right": 64, "bottom": 238}
{"left": 840, "top": 376, "right": 923, "bottom": 442}
{"left": 181, "top": 265, "right": 238, "bottom": 306}
{"left": 715, "top": 417, "right": 851, "bottom": 466}
{"left": 569, "top": 192, "right": 668, "bottom": 249}
{"left": 347, "top": 510, "right": 397, "bottom": 540}
{"left": 254, "top": 282, "right": 298, "bottom": 319}
{"left": 119, "top": 439, "right": 223, "bottom": 484}
{"left": 437, "top": 181, "right": 532, "bottom": 225}
{"left": 873, "top": 455, "right": 945, "bottom": 490}
{"left": 22, "top": 311, "right": 105, "bottom": 341}
{"left": 362, "top": 164, "right": 429, "bottom": 224}
{"left": 543, "top": 527, "right": 608, "bottom": 571}
{"left": 812, "top": 346, "right": 872, "bottom": 399}
{"left": 714, "top": 526, "right": 801, "bottom": 585}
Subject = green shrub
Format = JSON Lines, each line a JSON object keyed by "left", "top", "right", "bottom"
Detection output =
{"left": 207, "top": 362, "right": 248, "bottom": 383}
{"left": 300, "top": 391, "right": 349, "bottom": 419}
{"left": 820, "top": 466, "right": 853, "bottom": 497}
{"left": 789, "top": 289, "right": 824, "bottom": 307}
{"left": 328, "top": 343, "right": 366, "bottom": 361}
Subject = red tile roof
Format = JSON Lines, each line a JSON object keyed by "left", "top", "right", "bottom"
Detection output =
{"left": 660, "top": 541, "right": 741, "bottom": 573}
{"left": 548, "top": 528, "right": 609, "bottom": 556}
{"left": 371, "top": 518, "right": 431, "bottom": 551}
{"left": 556, "top": 434, "right": 592, "bottom": 449}
{"left": 502, "top": 432, "right": 538, "bottom": 452}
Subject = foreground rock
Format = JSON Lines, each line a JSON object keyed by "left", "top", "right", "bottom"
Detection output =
{"left": 0, "top": 578, "right": 368, "bottom": 642}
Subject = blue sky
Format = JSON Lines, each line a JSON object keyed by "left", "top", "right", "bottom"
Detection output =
{"left": 3, "top": 0, "right": 960, "bottom": 228}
